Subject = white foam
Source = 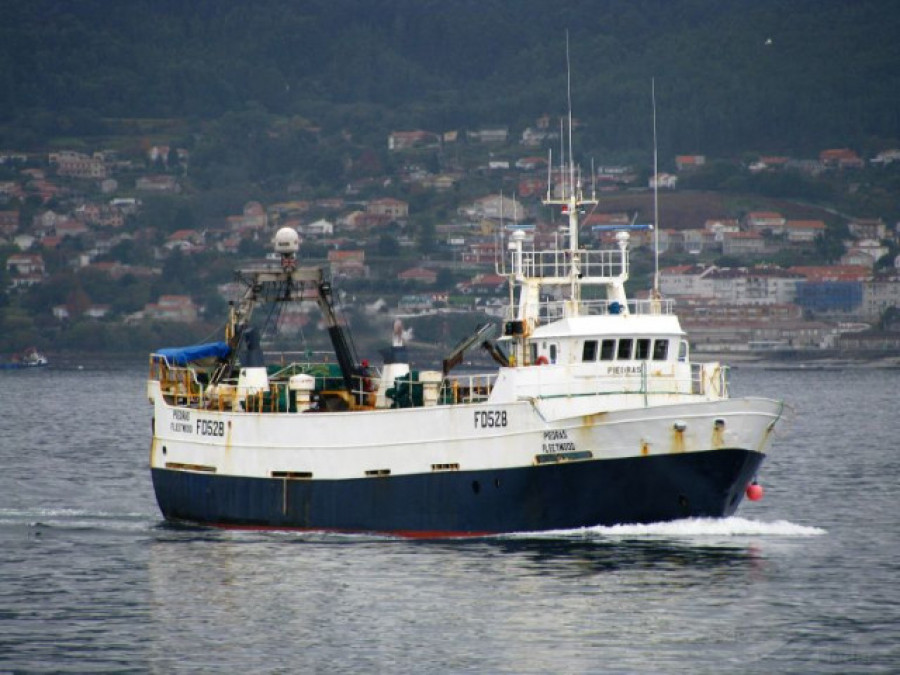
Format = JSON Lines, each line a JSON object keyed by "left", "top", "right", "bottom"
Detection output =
{"left": 512, "top": 516, "right": 826, "bottom": 539}
{"left": 0, "top": 508, "right": 148, "bottom": 519}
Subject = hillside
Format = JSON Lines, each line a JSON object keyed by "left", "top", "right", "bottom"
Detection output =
{"left": 596, "top": 191, "right": 845, "bottom": 230}
{"left": 1, "top": 0, "right": 899, "bottom": 358}
{"left": 2, "top": 0, "right": 900, "bottom": 158}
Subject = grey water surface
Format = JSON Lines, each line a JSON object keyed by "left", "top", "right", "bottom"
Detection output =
{"left": 0, "top": 363, "right": 897, "bottom": 673}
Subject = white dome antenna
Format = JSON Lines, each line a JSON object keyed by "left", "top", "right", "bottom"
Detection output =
{"left": 274, "top": 227, "right": 300, "bottom": 255}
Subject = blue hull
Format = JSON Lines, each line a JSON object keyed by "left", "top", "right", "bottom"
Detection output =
{"left": 151, "top": 449, "right": 764, "bottom": 536}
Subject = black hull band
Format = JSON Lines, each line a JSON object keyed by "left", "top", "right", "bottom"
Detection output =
{"left": 151, "top": 449, "right": 764, "bottom": 536}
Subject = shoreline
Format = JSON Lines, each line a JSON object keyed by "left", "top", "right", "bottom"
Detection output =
{"left": 692, "top": 349, "right": 900, "bottom": 369}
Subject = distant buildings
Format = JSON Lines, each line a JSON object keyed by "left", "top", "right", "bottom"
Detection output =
{"left": 397, "top": 266, "right": 437, "bottom": 284}
{"left": 467, "top": 128, "right": 508, "bottom": 144}
{"left": 0, "top": 127, "right": 897, "bottom": 355}
{"left": 675, "top": 155, "right": 706, "bottom": 171}
{"left": 388, "top": 130, "right": 440, "bottom": 151}
{"left": 649, "top": 173, "right": 677, "bottom": 189}
{"left": 659, "top": 264, "right": 804, "bottom": 305}
{"left": 744, "top": 211, "right": 786, "bottom": 233}
{"left": 819, "top": 148, "right": 864, "bottom": 169}
{"left": 660, "top": 260, "right": 900, "bottom": 326}
{"left": 49, "top": 151, "right": 107, "bottom": 179}
{"left": 329, "top": 250, "right": 368, "bottom": 279}
{"left": 367, "top": 198, "right": 409, "bottom": 220}
{"left": 5, "top": 253, "right": 46, "bottom": 288}
{"left": 136, "top": 175, "right": 180, "bottom": 193}
{"left": 137, "top": 295, "right": 198, "bottom": 323}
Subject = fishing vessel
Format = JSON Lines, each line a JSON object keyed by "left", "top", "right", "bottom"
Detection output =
{"left": 147, "top": 158, "right": 787, "bottom": 535}
{"left": 0, "top": 347, "right": 48, "bottom": 370}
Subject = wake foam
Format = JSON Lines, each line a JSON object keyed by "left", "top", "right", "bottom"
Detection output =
{"left": 0, "top": 507, "right": 145, "bottom": 518}
{"left": 512, "top": 516, "right": 826, "bottom": 539}
{"left": 0, "top": 508, "right": 155, "bottom": 533}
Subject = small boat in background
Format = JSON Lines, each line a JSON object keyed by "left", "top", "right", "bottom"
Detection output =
{"left": 0, "top": 347, "right": 49, "bottom": 370}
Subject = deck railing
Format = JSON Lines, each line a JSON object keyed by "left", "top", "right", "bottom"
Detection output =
{"left": 149, "top": 355, "right": 206, "bottom": 406}
{"left": 150, "top": 353, "right": 728, "bottom": 413}
{"left": 441, "top": 373, "right": 498, "bottom": 404}
{"left": 520, "top": 248, "right": 627, "bottom": 280}
{"left": 535, "top": 297, "right": 675, "bottom": 321}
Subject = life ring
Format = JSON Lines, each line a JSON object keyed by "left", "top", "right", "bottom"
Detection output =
{"left": 535, "top": 355, "right": 549, "bottom": 365}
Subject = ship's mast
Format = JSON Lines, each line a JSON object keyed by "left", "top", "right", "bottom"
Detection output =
{"left": 503, "top": 35, "right": 632, "bottom": 368}
{"left": 540, "top": 31, "right": 597, "bottom": 317}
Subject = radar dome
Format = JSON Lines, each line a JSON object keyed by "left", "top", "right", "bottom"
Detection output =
{"left": 273, "top": 227, "right": 300, "bottom": 255}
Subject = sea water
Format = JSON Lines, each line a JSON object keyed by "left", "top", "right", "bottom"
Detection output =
{"left": 0, "top": 362, "right": 897, "bottom": 673}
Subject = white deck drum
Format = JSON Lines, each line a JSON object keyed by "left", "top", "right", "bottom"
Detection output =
{"left": 289, "top": 373, "right": 316, "bottom": 412}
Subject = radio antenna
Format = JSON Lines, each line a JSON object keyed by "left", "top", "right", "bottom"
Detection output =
{"left": 652, "top": 77, "right": 661, "bottom": 301}
{"left": 566, "top": 31, "right": 575, "bottom": 199}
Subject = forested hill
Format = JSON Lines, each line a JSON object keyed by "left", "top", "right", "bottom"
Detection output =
{"left": 2, "top": 0, "right": 899, "bottom": 158}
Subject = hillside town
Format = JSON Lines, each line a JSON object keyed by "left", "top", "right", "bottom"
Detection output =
{"left": 2, "top": 121, "right": 900, "bottom": 357}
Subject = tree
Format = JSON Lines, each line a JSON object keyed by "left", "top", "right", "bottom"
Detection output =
{"left": 136, "top": 196, "right": 179, "bottom": 232}
{"left": 875, "top": 240, "right": 899, "bottom": 270}
{"left": 377, "top": 234, "right": 399, "bottom": 257}
{"left": 0, "top": 307, "right": 39, "bottom": 352}
{"left": 816, "top": 224, "right": 851, "bottom": 263}
{"left": 416, "top": 215, "right": 436, "bottom": 255}
{"left": 159, "top": 250, "right": 196, "bottom": 294}
{"left": 65, "top": 285, "right": 92, "bottom": 319}
{"left": 435, "top": 268, "right": 456, "bottom": 290}
{"left": 713, "top": 255, "right": 743, "bottom": 269}
{"left": 173, "top": 204, "right": 196, "bottom": 231}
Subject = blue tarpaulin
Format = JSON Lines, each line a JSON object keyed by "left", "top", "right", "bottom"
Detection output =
{"left": 155, "top": 342, "right": 231, "bottom": 366}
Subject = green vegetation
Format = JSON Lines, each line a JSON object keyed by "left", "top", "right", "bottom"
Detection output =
{"left": 2, "top": 0, "right": 900, "bottom": 158}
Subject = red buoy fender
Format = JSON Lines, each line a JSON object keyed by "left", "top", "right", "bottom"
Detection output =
{"left": 746, "top": 482, "right": 764, "bottom": 501}
{"left": 535, "top": 355, "right": 549, "bottom": 365}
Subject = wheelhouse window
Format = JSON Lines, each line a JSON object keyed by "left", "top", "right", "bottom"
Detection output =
{"left": 582, "top": 340, "right": 598, "bottom": 362}
{"left": 600, "top": 339, "right": 616, "bottom": 361}
{"left": 678, "top": 340, "right": 688, "bottom": 362}
{"left": 549, "top": 344, "right": 558, "bottom": 364}
{"left": 635, "top": 338, "right": 651, "bottom": 360}
{"left": 652, "top": 339, "right": 669, "bottom": 361}
{"left": 617, "top": 338, "right": 633, "bottom": 360}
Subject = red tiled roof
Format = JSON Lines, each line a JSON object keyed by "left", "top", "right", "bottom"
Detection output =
{"left": 788, "top": 265, "right": 870, "bottom": 281}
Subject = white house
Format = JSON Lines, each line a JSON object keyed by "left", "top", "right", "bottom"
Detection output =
{"left": 649, "top": 173, "right": 677, "bottom": 189}
{"left": 302, "top": 219, "right": 334, "bottom": 236}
